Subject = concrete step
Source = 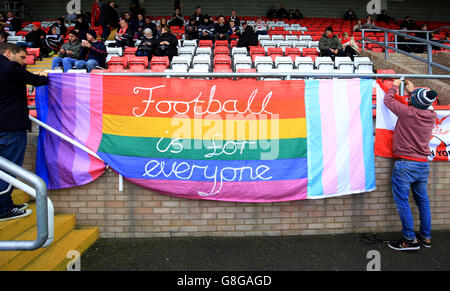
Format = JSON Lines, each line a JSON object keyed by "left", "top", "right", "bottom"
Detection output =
{"left": 22, "top": 226, "right": 99, "bottom": 271}
{"left": 0, "top": 212, "right": 76, "bottom": 271}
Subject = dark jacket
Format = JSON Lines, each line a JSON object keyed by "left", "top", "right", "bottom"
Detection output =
{"left": 143, "top": 22, "right": 157, "bottom": 38}
{"left": 0, "top": 54, "right": 49, "bottom": 131}
{"left": 213, "top": 23, "right": 230, "bottom": 35}
{"left": 6, "top": 16, "right": 21, "bottom": 32}
{"left": 25, "top": 29, "right": 46, "bottom": 48}
{"left": 154, "top": 32, "right": 178, "bottom": 61}
{"left": 137, "top": 35, "right": 156, "bottom": 54}
{"left": 237, "top": 25, "right": 258, "bottom": 49}
{"left": 80, "top": 40, "right": 107, "bottom": 67}
{"left": 99, "top": 3, "right": 119, "bottom": 28}
{"left": 319, "top": 33, "right": 343, "bottom": 52}
{"left": 115, "top": 26, "right": 134, "bottom": 47}
{"left": 198, "top": 22, "right": 214, "bottom": 39}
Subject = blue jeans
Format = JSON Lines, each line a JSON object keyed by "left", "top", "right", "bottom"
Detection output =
{"left": 74, "top": 59, "right": 99, "bottom": 72}
{"left": 0, "top": 131, "right": 27, "bottom": 215}
{"left": 391, "top": 160, "right": 432, "bottom": 240}
{"left": 16, "top": 41, "right": 34, "bottom": 48}
{"left": 52, "top": 57, "right": 77, "bottom": 72}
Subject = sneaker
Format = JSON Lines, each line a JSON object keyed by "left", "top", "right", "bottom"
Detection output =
{"left": 416, "top": 232, "right": 431, "bottom": 248}
{"left": 14, "top": 203, "right": 29, "bottom": 211}
{"left": 0, "top": 207, "right": 32, "bottom": 222}
{"left": 387, "top": 237, "right": 420, "bottom": 251}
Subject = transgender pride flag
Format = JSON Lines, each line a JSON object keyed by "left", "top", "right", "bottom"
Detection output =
{"left": 305, "top": 79, "right": 375, "bottom": 199}
{"left": 35, "top": 74, "right": 106, "bottom": 189}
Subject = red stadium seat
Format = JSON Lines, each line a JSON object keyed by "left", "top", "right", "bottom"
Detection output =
{"left": 123, "top": 47, "right": 138, "bottom": 55}
{"left": 150, "top": 56, "right": 169, "bottom": 72}
{"left": 214, "top": 40, "right": 228, "bottom": 47}
{"left": 213, "top": 54, "right": 231, "bottom": 71}
{"left": 214, "top": 46, "right": 229, "bottom": 55}
{"left": 25, "top": 55, "right": 35, "bottom": 65}
{"left": 250, "top": 46, "right": 265, "bottom": 62}
{"left": 199, "top": 40, "right": 213, "bottom": 47}
{"left": 26, "top": 48, "right": 40, "bottom": 59}
{"left": 267, "top": 47, "right": 283, "bottom": 61}
{"left": 230, "top": 40, "right": 238, "bottom": 48}
{"left": 107, "top": 56, "right": 128, "bottom": 71}
{"left": 128, "top": 56, "right": 149, "bottom": 71}
{"left": 285, "top": 47, "right": 302, "bottom": 61}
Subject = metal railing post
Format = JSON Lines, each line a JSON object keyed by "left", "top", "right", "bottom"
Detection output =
{"left": 0, "top": 156, "right": 52, "bottom": 251}
{"left": 384, "top": 31, "right": 389, "bottom": 59}
{"left": 362, "top": 29, "right": 365, "bottom": 50}
{"left": 427, "top": 43, "right": 433, "bottom": 75}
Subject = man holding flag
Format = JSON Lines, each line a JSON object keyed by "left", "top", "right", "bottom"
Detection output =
{"left": 384, "top": 79, "right": 438, "bottom": 251}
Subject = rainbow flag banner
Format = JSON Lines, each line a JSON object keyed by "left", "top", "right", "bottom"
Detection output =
{"left": 36, "top": 74, "right": 375, "bottom": 202}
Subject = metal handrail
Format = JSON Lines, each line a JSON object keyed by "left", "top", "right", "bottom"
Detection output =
{"left": 0, "top": 155, "right": 54, "bottom": 251}
{"left": 360, "top": 24, "right": 450, "bottom": 74}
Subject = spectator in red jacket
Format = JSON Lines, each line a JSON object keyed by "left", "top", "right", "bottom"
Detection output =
{"left": 91, "top": 0, "right": 102, "bottom": 26}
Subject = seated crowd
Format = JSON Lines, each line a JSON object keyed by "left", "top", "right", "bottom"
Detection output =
{"left": 1, "top": 3, "right": 449, "bottom": 73}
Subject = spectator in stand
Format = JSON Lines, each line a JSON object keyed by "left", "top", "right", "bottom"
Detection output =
{"left": 254, "top": 18, "right": 268, "bottom": 35}
{"left": 398, "top": 27, "right": 414, "bottom": 53}
{"left": 213, "top": 15, "right": 230, "bottom": 42}
{"left": 99, "top": 1, "right": 119, "bottom": 41}
{"left": 42, "top": 26, "right": 63, "bottom": 57}
{"left": 0, "top": 12, "right": 6, "bottom": 25}
{"left": 198, "top": 15, "right": 214, "bottom": 40}
{"left": 129, "top": 0, "right": 144, "bottom": 20}
{"left": 74, "top": 14, "right": 90, "bottom": 40}
{"left": 51, "top": 17, "right": 67, "bottom": 37}
{"left": 192, "top": 6, "right": 204, "bottom": 26}
{"left": 287, "top": 9, "right": 295, "bottom": 20}
{"left": 319, "top": 26, "right": 346, "bottom": 60}
{"left": 228, "top": 20, "right": 240, "bottom": 40}
{"left": 267, "top": 5, "right": 277, "bottom": 20}
{"left": 185, "top": 17, "right": 198, "bottom": 40}
{"left": 294, "top": 9, "right": 304, "bottom": 20}
{"left": 366, "top": 15, "right": 375, "bottom": 26}
{"left": 17, "top": 22, "right": 46, "bottom": 49}
{"left": 169, "top": 8, "right": 184, "bottom": 27}
{"left": 75, "top": 29, "right": 107, "bottom": 72}
{"left": 115, "top": 18, "right": 134, "bottom": 47}
{"left": 414, "top": 23, "right": 430, "bottom": 53}
{"left": 237, "top": 21, "right": 258, "bottom": 52}
{"left": 340, "top": 31, "right": 360, "bottom": 60}
{"left": 136, "top": 28, "right": 156, "bottom": 61}
{"left": 134, "top": 13, "right": 146, "bottom": 38}
{"left": 353, "top": 19, "right": 363, "bottom": 32}
{"left": 4, "top": 11, "right": 21, "bottom": 32}
{"left": 344, "top": 8, "right": 358, "bottom": 21}
{"left": 228, "top": 10, "right": 240, "bottom": 27}
{"left": 143, "top": 17, "right": 157, "bottom": 38}
{"left": 377, "top": 9, "right": 394, "bottom": 24}
{"left": 0, "top": 31, "right": 9, "bottom": 43}
{"left": 0, "top": 43, "right": 48, "bottom": 222}
{"left": 401, "top": 16, "right": 417, "bottom": 31}
{"left": 91, "top": 0, "right": 102, "bottom": 26}
{"left": 51, "top": 30, "right": 82, "bottom": 72}
{"left": 124, "top": 12, "right": 136, "bottom": 34}
{"left": 277, "top": 5, "right": 288, "bottom": 19}
{"left": 154, "top": 25, "right": 178, "bottom": 61}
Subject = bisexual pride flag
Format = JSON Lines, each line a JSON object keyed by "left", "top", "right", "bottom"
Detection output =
{"left": 36, "top": 74, "right": 375, "bottom": 202}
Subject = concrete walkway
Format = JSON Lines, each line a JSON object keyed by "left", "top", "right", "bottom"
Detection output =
{"left": 80, "top": 230, "right": 450, "bottom": 271}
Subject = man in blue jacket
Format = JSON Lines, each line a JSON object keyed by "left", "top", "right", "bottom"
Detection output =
{"left": 0, "top": 43, "right": 49, "bottom": 222}
{"left": 75, "top": 30, "right": 107, "bottom": 72}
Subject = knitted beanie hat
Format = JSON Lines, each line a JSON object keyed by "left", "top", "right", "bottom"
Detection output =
{"left": 410, "top": 88, "right": 438, "bottom": 109}
{"left": 86, "top": 29, "right": 97, "bottom": 39}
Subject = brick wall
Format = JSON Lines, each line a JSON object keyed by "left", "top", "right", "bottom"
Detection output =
{"left": 22, "top": 142, "right": 450, "bottom": 238}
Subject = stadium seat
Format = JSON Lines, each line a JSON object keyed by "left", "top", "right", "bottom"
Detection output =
{"left": 26, "top": 48, "right": 40, "bottom": 59}
{"left": 171, "top": 56, "right": 190, "bottom": 72}
{"left": 285, "top": 35, "right": 298, "bottom": 41}
{"left": 150, "top": 56, "right": 169, "bottom": 72}
{"left": 334, "top": 57, "right": 354, "bottom": 73}
{"left": 267, "top": 47, "right": 283, "bottom": 61}
{"left": 215, "top": 40, "right": 228, "bottom": 47}
{"left": 257, "top": 35, "right": 271, "bottom": 42}
{"left": 182, "top": 39, "right": 197, "bottom": 48}
{"left": 315, "top": 57, "right": 334, "bottom": 72}
{"left": 231, "top": 47, "right": 248, "bottom": 58}
{"left": 254, "top": 56, "right": 273, "bottom": 72}
{"left": 107, "top": 56, "right": 128, "bottom": 71}
{"left": 260, "top": 40, "right": 277, "bottom": 52}
{"left": 213, "top": 55, "right": 231, "bottom": 71}
{"left": 124, "top": 47, "right": 138, "bottom": 55}
{"left": 196, "top": 47, "right": 212, "bottom": 57}
{"left": 285, "top": 47, "right": 302, "bottom": 61}
{"left": 233, "top": 55, "right": 252, "bottom": 71}
{"left": 302, "top": 48, "right": 319, "bottom": 62}
{"left": 275, "top": 56, "right": 294, "bottom": 71}
{"left": 128, "top": 56, "right": 149, "bottom": 72}
{"left": 295, "top": 56, "right": 315, "bottom": 72}
{"left": 250, "top": 46, "right": 265, "bottom": 62}
{"left": 354, "top": 57, "right": 374, "bottom": 72}
{"left": 178, "top": 46, "right": 196, "bottom": 59}
{"left": 292, "top": 41, "right": 308, "bottom": 51}
{"left": 25, "top": 54, "right": 35, "bottom": 65}
{"left": 271, "top": 35, "right": 285, "bottom": 41}
{"left": 230, "top": 40, "right": 238, "bottom": 48}
{"left": 199, "top": 40, "right": 213, "bottom": 48}
{"left": 214, "top": 46, "right": 229, "bottom": 55}
{"left": 192, "top": 55, "right": 211, "bottom": 71}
